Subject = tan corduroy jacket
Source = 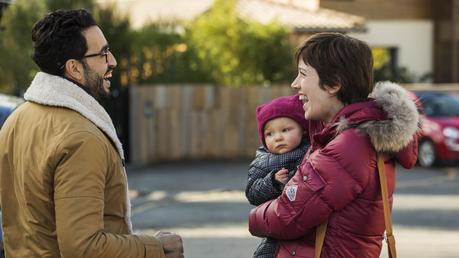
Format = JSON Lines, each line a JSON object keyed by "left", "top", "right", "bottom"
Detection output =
{"left": 0, "top": 102, "right": 165, "bottom": 258}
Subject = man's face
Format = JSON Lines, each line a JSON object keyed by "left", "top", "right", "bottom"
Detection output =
{"left": 80, "top": 26, "right": 117, "bottom": 99}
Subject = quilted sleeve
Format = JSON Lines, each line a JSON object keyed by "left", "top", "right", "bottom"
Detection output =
{"left": 395, "top": 131, "right": 420, "bottom": 168}
{"left": 245, "top": 164, "right": 282, "bottom": 206}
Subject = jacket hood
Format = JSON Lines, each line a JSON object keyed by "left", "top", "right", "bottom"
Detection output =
{"left": 335, "top": 81, "right": 420, "bottom": 153}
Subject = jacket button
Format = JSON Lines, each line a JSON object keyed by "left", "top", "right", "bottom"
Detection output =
{"left": 303, "top": 175, "right": 308, "bottom": 181}
{"left": 291, "top": 250, "right": 296, "bottom": 256}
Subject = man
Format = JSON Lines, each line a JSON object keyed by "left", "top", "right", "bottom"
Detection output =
{"left": 0, "top": 9, "right": 183, "bottom": 258}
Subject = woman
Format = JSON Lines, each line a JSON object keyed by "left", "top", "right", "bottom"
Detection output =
{"left": 248, "top": 33, "right": 420, "bottom": 257}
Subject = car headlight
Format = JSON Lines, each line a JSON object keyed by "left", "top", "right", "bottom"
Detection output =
{"left": 443, "top": 127, "right": 459, "bottom": 139}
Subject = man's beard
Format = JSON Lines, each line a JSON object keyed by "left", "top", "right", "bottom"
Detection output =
{"left": 82, "top": 61, "right": 110, "bottom": 100}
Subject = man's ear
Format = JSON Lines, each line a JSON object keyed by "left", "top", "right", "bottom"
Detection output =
{"left": 63, "top": 59, "right": 84, "bottom": 81}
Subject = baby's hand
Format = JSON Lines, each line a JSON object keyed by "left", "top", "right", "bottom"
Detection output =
{"left": 274, "top": 168, "right": 289, "bottom": 185}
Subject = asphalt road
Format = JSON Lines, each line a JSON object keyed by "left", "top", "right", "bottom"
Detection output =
{"left": 126, "top": 161, "right": 459, "bottom": 258}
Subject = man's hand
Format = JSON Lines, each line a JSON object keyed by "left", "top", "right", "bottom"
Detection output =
{"left": 274, "top": 168, "right": 289, "bottom": 185}
{"left": 155, "top": 231, "right": 184, "bottom": 258}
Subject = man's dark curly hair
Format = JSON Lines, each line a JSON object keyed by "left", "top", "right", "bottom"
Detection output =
{"left": 32, "top": 9, "right": 97, "bottom": 76}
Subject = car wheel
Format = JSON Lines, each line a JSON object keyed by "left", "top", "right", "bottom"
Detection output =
{"left": 418, "top": 140, "right": 437, "bottom": 167}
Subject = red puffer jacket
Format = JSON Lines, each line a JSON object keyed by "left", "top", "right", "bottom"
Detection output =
{"left": 249, "top": 82, "right": 420, "bottom": 258}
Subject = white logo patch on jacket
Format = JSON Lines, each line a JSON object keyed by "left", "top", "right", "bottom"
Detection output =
{"left": 286, "top": 185, "right": 298, "bottom": 202}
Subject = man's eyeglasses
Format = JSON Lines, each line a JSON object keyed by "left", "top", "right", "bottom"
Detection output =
{"left": 81, "top": 47, "right": 111, "bottom": 63}
{"left": 57, "top": 47, "right": 111, "bottom": 72}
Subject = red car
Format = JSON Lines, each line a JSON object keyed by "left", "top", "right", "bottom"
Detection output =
{"left": 415, "top": 91, "right": 459, "bottom": 167}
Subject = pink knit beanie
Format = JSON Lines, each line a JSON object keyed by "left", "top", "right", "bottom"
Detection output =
{"left": 256, "top": 95, "right": 308, "bottom": 147}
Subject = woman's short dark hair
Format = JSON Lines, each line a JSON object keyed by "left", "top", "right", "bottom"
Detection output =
{"left": 295, "top": 32, "right": 374, "bottom": 104}
{"left": 32, "top": 9, "right": 97, "bottom": 76}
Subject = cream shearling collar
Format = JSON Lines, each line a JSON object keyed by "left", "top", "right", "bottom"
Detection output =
{"left": 24, "top": 72, "right": 125, "bottom": 161}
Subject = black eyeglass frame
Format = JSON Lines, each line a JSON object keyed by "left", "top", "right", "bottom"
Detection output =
{"left": 57, "top": 47, "right": 111, "bottom": 73}
{"left": 80, "top": 47, "right": 111, "bottom": 63}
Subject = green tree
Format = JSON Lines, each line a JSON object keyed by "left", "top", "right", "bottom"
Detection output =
{"left": 0, "top": 0, "right": 46, "bottom": 94}
{"left": 240, "top": 21, "right": 294, "bottom": 84}
{"left": 128, "top": 23, "right": 210, "bottom": 84}
{"left": 92, "top": 4, "right": 132, "bottom": 88}
{"left": 186, "top": 0, "right": 293, "bottom": 86}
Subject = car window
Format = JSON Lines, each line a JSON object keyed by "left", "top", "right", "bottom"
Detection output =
{"left": 421, "top": 94, "right": 459, "bottom": 117}
{"left": 0, "top": 107, "right": 12, "bottom": 128}
{"left": 0, "top": 95, "right": 23, "bottom": 128}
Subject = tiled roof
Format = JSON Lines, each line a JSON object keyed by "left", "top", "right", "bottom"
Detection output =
{"left": 97, "top": 0, "right": 366, "bottom": 32}
{"left": 237, "top": 0, "right": 366, "bottom": 32}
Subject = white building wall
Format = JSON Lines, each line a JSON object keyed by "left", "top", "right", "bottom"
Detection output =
{"left": 349, "top": 20, "right": 433, "bottom": 81}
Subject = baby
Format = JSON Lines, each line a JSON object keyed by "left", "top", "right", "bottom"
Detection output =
{"left": 245, "top": 95, "right": 310, "bottom": 258}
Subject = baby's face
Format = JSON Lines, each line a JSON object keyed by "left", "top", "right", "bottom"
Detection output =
{"left": 264, "top": 117, "right": 303, "bottom": 154}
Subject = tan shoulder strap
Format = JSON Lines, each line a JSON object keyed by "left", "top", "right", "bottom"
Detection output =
{"left": 315, "top": 221, "right": 327, "bottom": 258}
{"left": 377, "top": 154, "right": 397, "bottom": 258}
{"left": 314, "top": 154, "right": 396, "bottom": 258}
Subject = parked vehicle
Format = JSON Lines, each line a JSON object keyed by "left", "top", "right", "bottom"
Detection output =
{"left": 0, "top": 93, "right": 23, "bottom": 128}
{"left": 414, "top": 91, "right": 459, "bottom": 167}
{"left": 0, "top": 94, "right": 22, "bottom": 257}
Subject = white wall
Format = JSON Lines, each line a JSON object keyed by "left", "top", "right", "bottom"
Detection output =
{"left": 349, "top": 20, "right": 433, "bottom": 81}
{"left": 97, "top": 0, "right": 214, "bottom": 29}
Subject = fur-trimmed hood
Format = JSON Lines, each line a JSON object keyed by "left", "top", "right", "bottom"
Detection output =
{"left": 332, "top": 81, "right": 420, "bottom": 153}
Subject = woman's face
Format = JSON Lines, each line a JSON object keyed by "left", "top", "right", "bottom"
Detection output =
{"left": 291, "top": 58, "right": 343, "bottom": 123}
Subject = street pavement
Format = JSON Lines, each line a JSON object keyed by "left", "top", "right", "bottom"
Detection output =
{"left": 126, "top": 161, "right": 459, "bottom": 258}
